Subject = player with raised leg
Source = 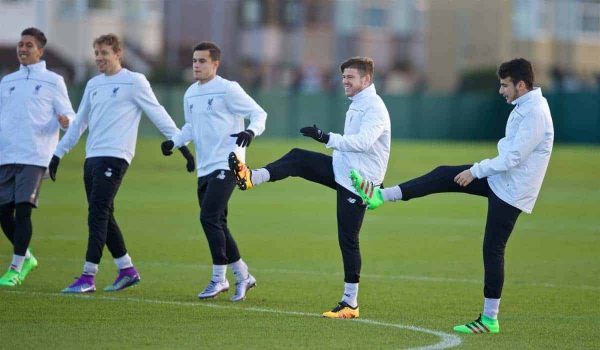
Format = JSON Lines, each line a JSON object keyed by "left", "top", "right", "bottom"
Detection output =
{"left": 351, "top": 58, "right": 553, "bottom": 333}
{"left": 229, "top": 57, "right": 390, "bottom": 317}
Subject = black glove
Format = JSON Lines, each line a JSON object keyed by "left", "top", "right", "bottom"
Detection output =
{"left": 178, "top": 145, "right": 195, "bottom": 172}
{"left": 300, "top": 124, "right": 330, "bottom": 144}
{"left": 48, "top": 155, "right": 60, "bottom": 181}
{"left": 230, "top": 129, "right": 255, "bottom": 147}
{"left": 161, "top": 140, "right": 174, "bottom": 156}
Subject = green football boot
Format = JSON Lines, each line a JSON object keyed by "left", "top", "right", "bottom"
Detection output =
{"left": 19, "top": 254, "right": 38, "bottom": 282}
{"left": 350, "top": 169, "right": 384, "bottom": 210}
{"left": 453, "top": 314, "right": 499, "bottom": 334}
{"left": 0, "top": 268, "right": 22, "bottom": 287}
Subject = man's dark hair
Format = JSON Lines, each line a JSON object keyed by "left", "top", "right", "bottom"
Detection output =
{"left": 193, "top": 42, "right": 221, "bottom": 61}
{"left": 340, "top": 57, "right": 374, "bottom": 78}
{"left": 497, "top": 58, "right": 534, "bottom": 90}
{"left": 21, "top": 27, "right": 47, "bottom": 48}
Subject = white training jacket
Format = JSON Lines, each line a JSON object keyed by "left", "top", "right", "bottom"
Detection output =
{"left": 470, "top": 88, "right": 554, "bottom": 213}
{"left": 0, "top": 61, "right": 75, "bottom": 167}
{"left": 55, "top": 69, "right": 180, "bottom": 164}
{"left": 171, "top": 75, "right": 267, "bottom": 177}
{"left": 326, "top": 84, "right": 391, "bottom": 194}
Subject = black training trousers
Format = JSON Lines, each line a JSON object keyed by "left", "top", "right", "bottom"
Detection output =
{"left": 399, "top": 165, "right": 522, "bottom": 299}
{"left": 0, "top": 202, "right": 33, "bottom": 256}
{"left": 83, "top": 157, "right": 129, "bottom": 264}
{"left": 197, "top": 169, "right": 241, "bottom": 265}
{"left": 266, "top": 148, "right": 366, "bottom": 283}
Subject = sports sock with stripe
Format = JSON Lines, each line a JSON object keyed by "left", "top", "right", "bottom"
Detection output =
{"left": 10, "top": 254, "right": 25, "bottom": 272}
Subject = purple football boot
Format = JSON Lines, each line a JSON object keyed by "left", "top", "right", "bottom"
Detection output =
{"left": 62, "top": 274, "right": 96, "bottom": 293}
{"left": 104, "top": 266, "right": 141, "bottom": 292}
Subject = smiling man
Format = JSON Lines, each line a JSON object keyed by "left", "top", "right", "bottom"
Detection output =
{"left": 351, "top": 58, "right": 554, "bottom": 333}
{"left": 0, "top": 28, "right": 75, "bottom": 287}
{"left": 49, "top": 33, "right": 194, "bottom": 293}
{"left": 229, "top": 57, "right": 391, "bottom": 317}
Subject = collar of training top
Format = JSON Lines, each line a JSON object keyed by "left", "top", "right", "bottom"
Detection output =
{"left": 348, "top": 83, "right": 376, "bottom": 102}
{"left": 197, "top": 75, "right": 221, "bottom": 87}
{"left": 19, "top": 60, "right": 46, "bottom": 73}
{"left": 512, "top": 87, "right": 542, "bottom": 107}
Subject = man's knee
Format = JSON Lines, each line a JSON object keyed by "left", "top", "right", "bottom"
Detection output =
{"left": 432, "top": 165, "right": 457, "bottom": 175}
{"left": 200, "top": 211, "right": 221, "bottom": 227}
{"left": 338, "top": 232, "right": 360, "bottom": 251}
{"left": 483, "top": 238, "right": 506, "bottom": 259}
{"left": 286, "top": 148, "right": 307, "bottom": 159}
{"left": 15, "top": 203, "right": 33, "bottom": 220}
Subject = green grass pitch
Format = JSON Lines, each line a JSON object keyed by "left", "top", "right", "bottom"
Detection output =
{"left": 1, "top": 138, "right": 598, "bottom": 349}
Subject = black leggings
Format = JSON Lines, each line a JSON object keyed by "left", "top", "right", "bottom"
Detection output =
{"left": 266, "top": 148, "right": 366, "bottom": 283}
{"left": 400, "top": 165, "right": 521, "bottom": 299}
{"left": 0, "top": 202, "right": 33, "bottom": 256}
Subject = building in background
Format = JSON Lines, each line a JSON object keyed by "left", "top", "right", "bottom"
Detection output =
{"left": 427, "top": 0, "right": 600, "bottom": 91}
{"left": 0, "top": 0, "right": 164, "bottom": 83}
{"left": 1, "top": 0, "right": 600, "bottom": 92}
{"left": 162, "top": 0, "right": 426, "bottom": 92}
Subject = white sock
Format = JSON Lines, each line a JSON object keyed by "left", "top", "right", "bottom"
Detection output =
{"left": 10, "top": 255, "right": 26, "bottom": 271}
{"left": 251, "top": 168, "right": 270, "bottom": 186}
{"left": 230, "top": 258, "right": 249, "bottom": 282}
{"left": 114, "top": 253, "right": 134, "bottom": 270}
{"left": 25, "top": 249, "right": 32, "bottom": 259}
{"left": 483, "top": 298, "right": 500, "bottom": 319}
{"left": 381, "top": 186, "right": 403, "bottom": 202}
{"left": 212, "top": 264, "right": 227, "bottom": 282}
{"left": 83, "top": 261, "right": 99, "bottom": 276}
{"left": 341, "top": 282, "right": 359, "bottom": 308}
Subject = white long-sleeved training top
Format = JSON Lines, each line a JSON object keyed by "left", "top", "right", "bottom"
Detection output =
{"left": 470, "top": 88, "right": 554, "bottom": 213}
{"left": 54, "top": 68, "right": 180, "bottom": 164}
{"left": 171, "top": 75, "right": 267, "bottom": 177}
{"left": 326, "top": 84, "right": 391, "bottom": 194}
{"left": 0, "top": 61, "right": 75, "bottom": 167}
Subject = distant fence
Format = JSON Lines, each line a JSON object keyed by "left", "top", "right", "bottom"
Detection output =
{"left": 67, "top": 85, "right": 600, "bottom": 144}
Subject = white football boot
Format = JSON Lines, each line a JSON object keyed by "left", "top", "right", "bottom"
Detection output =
{"left": 198, "top": 279, "right": 230, "bottom": 299}
{"left": 231, "top": 274, "right": 256, "bottom": 302}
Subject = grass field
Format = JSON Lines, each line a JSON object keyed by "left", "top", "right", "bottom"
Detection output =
{"left": 1, "top": 138, "right": 599, "bottom": 349}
